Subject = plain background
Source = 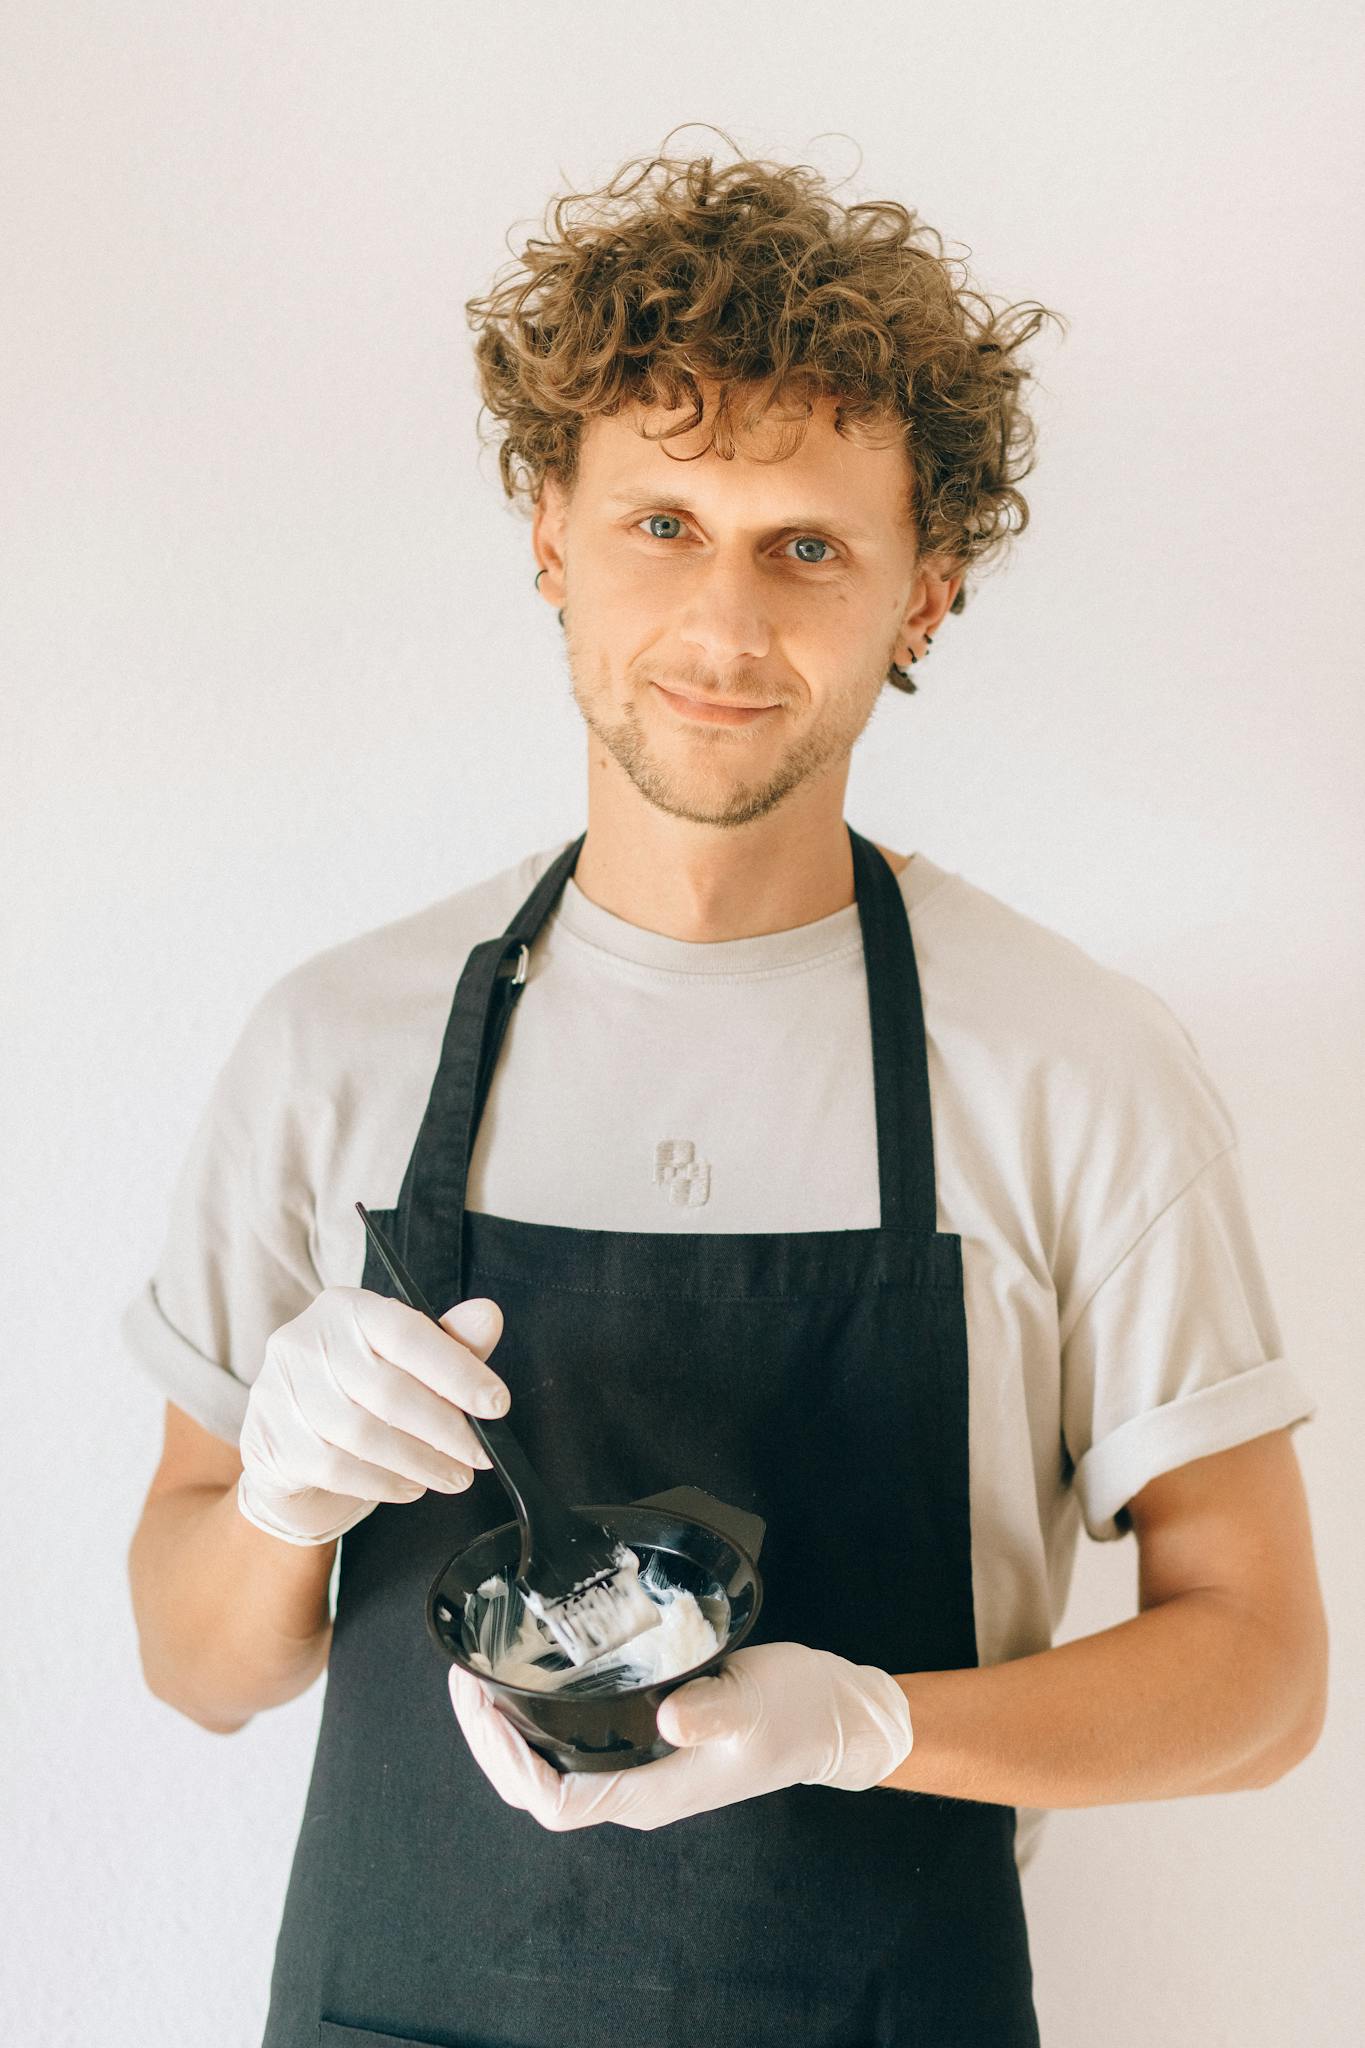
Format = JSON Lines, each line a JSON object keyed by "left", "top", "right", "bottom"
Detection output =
{"left": 3, "top": 4, "right": 1362, "bottom": 2043}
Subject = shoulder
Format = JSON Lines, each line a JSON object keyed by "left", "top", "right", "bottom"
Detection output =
{"left": 902, "top": 853, "right": 1239, "bottom": 1182}
{"left": 222, "top": 837, "right": 575, "bottom": 1102}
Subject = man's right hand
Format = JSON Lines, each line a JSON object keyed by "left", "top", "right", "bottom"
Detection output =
{"left": 237, "top": 1285, "right": 509, "bottom": 1546}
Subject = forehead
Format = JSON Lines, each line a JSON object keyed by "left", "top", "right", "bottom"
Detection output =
{"left": 580, "top": 385, "right": 908, "bottom": 532}
{"left": 587, "top": 382, "right": 895, "bottom": 462}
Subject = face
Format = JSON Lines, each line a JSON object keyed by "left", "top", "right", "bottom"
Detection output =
{"left": 533, "top": 381, "right": 955, "bottom": 830}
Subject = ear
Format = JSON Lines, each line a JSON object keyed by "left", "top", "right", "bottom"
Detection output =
{"left": 531, "top": 477, "right": 570, "bottom": 606}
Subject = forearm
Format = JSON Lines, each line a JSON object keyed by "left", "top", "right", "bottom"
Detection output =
{"left": 879, "top": 1589, "right": 1323, "bottom": 1807}
{"left": 128, "top": 1482, "right": 335, "bottom": 1734}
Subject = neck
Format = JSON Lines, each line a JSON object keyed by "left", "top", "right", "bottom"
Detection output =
{"left": 570, "top": 766, "right": 899, "bottom": 943}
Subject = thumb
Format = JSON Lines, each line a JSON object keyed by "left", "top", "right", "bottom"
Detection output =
{"left": 440, "top": 1297, "right": 504, "bottom": 1359}
{"left": 658, "top": 1670, "right": 744, "bottom": 1747}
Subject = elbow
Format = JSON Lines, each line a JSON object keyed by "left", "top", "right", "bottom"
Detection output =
{"left": 1251, "top": 1720, "right": 1321, "bottom": 1789}
{"left": 1264, "top": 1688, "right": 1328, "bottom": 1785}
{"left": 1284, "top": 1618, "right": 1332, "bottom": 1774}
{"left": 1249, "top": 1593, "right": 1331, "bottom": 1787}
{"left": 146, "top": 1672, "right": 253, "bottom": 1736}
{"left": 1249, "top": 1655, "right": 1330, "bottom": 1789}
{"left": 135, "top": 1641, "right": 254, "bottom": 1736}
{"left": 194, "top": 1711, "right": 253, "bottom": 1736}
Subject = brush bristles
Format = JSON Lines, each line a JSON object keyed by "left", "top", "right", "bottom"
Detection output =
{"left": 531, "top": 1566, "right": 663, "bottom": 1667}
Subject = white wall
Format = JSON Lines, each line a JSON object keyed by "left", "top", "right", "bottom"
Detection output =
{"left": 4, "top": 4, "right": 1361, "bottom": 2042}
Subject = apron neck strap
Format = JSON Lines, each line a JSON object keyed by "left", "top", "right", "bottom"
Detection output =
{"left": 394, "top": 824, "right": 937, "bottom": 1284}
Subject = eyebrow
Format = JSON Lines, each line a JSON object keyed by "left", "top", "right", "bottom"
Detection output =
{"left": 601, "top": 487, "right": 878, "bottom": 544}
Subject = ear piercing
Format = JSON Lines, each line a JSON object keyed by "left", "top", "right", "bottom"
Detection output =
{"left": 534, "top": 568, "right": 565, "bottom": 626}
{"left": 890, "top": 634, "right": 934, "bottom": 688}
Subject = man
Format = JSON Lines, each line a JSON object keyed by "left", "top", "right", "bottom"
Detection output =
{"left": 125, "top": 139, "right": 1327, "bottom": 2047}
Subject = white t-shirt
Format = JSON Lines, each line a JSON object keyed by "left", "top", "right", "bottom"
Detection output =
{"left": 121, "top": 836, "right": 1316, "bottom": 1872}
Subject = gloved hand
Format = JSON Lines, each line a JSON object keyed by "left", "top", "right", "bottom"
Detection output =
{"left": 237, "top": 1284, "right": 509, "bottom": 1545}
{"left": 448, "top": 1639, "right": 913, "bottom": 1830}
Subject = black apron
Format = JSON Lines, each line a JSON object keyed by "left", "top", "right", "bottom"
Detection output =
{"left": 260, "top": 824, "right": 1040, "bottom": 2048}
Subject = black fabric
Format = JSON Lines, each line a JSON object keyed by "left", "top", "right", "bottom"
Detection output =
{"left": 260, "top": 825, "right": 1040, "bottom": 2048}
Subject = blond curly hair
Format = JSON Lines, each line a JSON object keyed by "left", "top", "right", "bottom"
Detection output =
{"left": 465, "top": 125, "right": 1067, "bottom": 690}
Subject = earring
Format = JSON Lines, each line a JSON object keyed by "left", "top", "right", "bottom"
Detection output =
{"left": 890, "top": 633, "right": 935, "bottom": 692}
{"left": 534, "top": 567, "right": 565, "bottom": 627}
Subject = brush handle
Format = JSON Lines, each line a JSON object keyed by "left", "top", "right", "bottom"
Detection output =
{"left": 354, "top": 1203, "right": 611, "bottom": 1586}
{"left": 463, "top": 1410, "right": 606, "bottom": 1582}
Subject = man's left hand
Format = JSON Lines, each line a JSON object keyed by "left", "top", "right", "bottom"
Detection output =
{"left": 447, "top": 1639, "right": 914, "bottom": 1831}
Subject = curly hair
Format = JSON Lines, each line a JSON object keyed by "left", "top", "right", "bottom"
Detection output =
{"left": 464, "top": 124, "right": 1068, "bottom": 691}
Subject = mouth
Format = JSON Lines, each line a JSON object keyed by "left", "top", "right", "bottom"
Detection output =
{"left": 651, "top": 681, "right": 780, "bottom": 727}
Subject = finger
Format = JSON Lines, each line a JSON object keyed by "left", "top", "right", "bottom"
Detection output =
{"left": 448, "top": 1671, "right": 527, "bottom": 1805}
{"left": 550, "top": 1745, "right": 708, "bottom": 1831}
{"left": 439, "top": 1297, "right": 505, "bottom": 1363}
{"left": 434, "top": 1301, "right": 505, "bottom": 1468}
{"left": 449, "top": 1670, "right": 561, "bottom": 1816}
{"left": 330, "top": 1294, "right": 509, "bottom": 1475}
{"left": 448, "top": 1674, "right": 707, "bottom": 1833}
{"left": 286, "top": 1335, "right": 482, "bottom": 1499}
{"left": 448, "top": 1665, "right": 493, "bottom": 1728}
{"left": 454, "top": 1676, "right": 616, "bottom": 1832}
{"left": 273, "top": 1352, "right": 475, "bottom": 1499}
{"left": 353, "top": 1288, "right": 511, "bottom": 1421}
{"left": 547, "top": 1764, "right": 641, "bottom": 1828}
{"left": 656, "top": 1669, "right": 745, "bottom": 1746}
{"left": 470, "top": 1712, "right": 573, "bottom": 1826}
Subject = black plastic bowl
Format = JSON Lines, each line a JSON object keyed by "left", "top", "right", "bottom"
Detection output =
{"left": 426, "top": 1486, "right": 765, "bottom": 1773}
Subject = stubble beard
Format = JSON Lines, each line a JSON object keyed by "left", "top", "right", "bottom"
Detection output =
{"left": 569, "top": 661, "right": 884, "bottom": 830}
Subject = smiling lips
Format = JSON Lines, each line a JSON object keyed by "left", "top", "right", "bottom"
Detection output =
{"left": 651, "top": 681, "right": 780, "bottom": 726}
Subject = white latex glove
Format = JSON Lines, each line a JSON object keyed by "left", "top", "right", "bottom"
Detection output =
{"left": 237, "top": 1284, "right": 509, "bottom": 1545}
{"left": 448, "top": 1639, "right": 913, "bottom": 1830}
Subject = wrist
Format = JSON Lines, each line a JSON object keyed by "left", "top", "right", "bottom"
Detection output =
{"left": 235, "top": 1470, "right": 371, "bottom": 1548}
{"left": 821, "top": 1658, "right": 915, "bottom": 1792}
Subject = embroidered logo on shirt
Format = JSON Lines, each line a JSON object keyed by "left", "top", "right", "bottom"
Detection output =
{"left": 654, "top": 1138, "right": 711, "bottom": 1208}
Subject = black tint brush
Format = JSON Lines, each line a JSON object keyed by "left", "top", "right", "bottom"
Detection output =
{"left": 354, "top": 1203, "right": 662, "bottom": 1668}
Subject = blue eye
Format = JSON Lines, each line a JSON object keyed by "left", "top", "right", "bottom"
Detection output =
{"left": 635, "top": 514, "right": 838, "bottom": 563}
{"left": 787, "top": 535, "right": 836, "bottom": 565}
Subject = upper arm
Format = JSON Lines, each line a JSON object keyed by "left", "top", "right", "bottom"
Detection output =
{"left": 145, "top": 1399, "right": 244, "bottom": 1502}
{"left": 1127, "top": 1426, "right": 1329, "bottom": 1722}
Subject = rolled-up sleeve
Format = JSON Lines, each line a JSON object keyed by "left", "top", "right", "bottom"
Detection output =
{"left": 120, "top": 1278, "right": 254, "bottom": 1445}
{"left": 1061, "top": 1145, "right": 1317, "bottom": 1543}
{"left": 120, "top": 986, "right": 322, "bottom": 1447}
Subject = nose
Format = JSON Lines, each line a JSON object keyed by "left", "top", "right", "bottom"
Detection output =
{"left": 675, "top": 553, "right": 775, "bottom": 671}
